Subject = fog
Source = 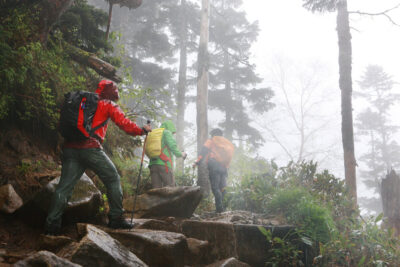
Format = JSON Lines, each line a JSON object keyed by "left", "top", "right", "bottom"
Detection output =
{"left": 242, "top": 0, "right": 400, "bottom": 204}
{"left": 90, "top": 0, "right": 400, "bottom": 214}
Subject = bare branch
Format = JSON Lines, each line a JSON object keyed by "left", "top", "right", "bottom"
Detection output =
{"left": 262, "top": 125, "right": 295, "bottom": 162}
{"left": 349, "top": 3, "right": 400, "bottom": 27}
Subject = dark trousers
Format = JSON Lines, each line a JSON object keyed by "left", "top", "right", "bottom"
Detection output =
{"left": 208, "top": 159, "right": 227, "bottom": 212}
{"left": 45, "top": 148, "right": 123, "bottom": 229}
{"left": 149, "top": 164, "right": 175, "bottom": 188}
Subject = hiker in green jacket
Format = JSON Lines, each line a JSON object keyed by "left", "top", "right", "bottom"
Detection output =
{"left": 147, "top": 120, "right": 187, "bottom": 188}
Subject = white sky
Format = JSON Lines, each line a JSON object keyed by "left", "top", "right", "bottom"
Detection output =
{"left": 238, "top": 0, "right": 400, "bottom": 193}
{"left": 244, "top": 0, "right": 400, "bottom": 79}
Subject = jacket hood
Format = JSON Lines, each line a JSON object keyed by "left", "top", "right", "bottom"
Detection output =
{"left": 95, "top": 80, "right": 119, "bottom": 101}
{"left": 160, "top": 120, "right": 176, "bottom": 133}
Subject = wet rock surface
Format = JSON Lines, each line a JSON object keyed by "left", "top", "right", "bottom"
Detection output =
{"left": 102, "top": 227, "right": 188, "bottom": 267}
{"left": 124, "top": 186, "right": 202, "bottom": 219}
{"left": 185, "top": 237, "right": 210, "bottom": 265}
{"left": 59, "top": 224, "right": 147, "bottom": 267}
{"left": 18, "top": 173, "right": 103, "bottom": 226}
{"left": 0, "top": 184, "right": 23, "bottom": 213}
{"left": 1, "top": 210, "right": 301, "bottom": 267}
{"left": 1, "top": 176, "right": 302, "bottom": 267}
{"left": 14, "top": 250, "right": 81, "bottom": 267}
{"left": 130, "top": 218, "right": 182, "bottom": 232}
{"left": 39, "top": 234, "right": 75, "bottom": 252}
{"left": 182, "top": 220, "right": 238, "bottom": 263}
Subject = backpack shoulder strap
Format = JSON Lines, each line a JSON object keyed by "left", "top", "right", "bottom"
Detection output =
{"left": 89, "top": 118, "right": 109, "bottom": 136}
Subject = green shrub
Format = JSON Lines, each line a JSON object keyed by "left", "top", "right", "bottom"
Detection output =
{"left": 175, "top": 166, "right": 197, "bottom": 186}
{"left": 111, "top": 154, "right": 151, "bottom": 198}
{"left": 259, "top": 226, "right": 306, "bottom": 267}
{"left": 225, "top": 172, "right": 276, "bottom": 213}
{"left": 267, "top": 187, "right": 335, "bottom": 243}
{"left": 316, "top": 215, "right": 400, "bottom": 266}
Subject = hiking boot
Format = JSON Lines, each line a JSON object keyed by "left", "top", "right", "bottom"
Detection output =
{"left": 108, "top": 216, "right": 133, "bottom": 229}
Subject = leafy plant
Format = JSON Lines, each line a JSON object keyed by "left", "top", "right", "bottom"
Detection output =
{"left": 175, "top": 166, "right": 197, "bottom": 186}
{"left": 316, "top": 215, "right": 400, "bottom": 266}
{"left": 267, "top": 187, "right": 335, "bottom": 243}
{"left": 16, "top": 162, "right": 31, "bottom": 176}
{"left": 259, "top": 226, "right": 306, "bottom": 267}
{"left": 195, "top": 194, "right": 215, "bottom": 214}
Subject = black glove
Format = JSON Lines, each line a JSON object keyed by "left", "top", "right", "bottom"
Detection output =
{"left": 141, "top": 127, "right": 149, "bottom": 135}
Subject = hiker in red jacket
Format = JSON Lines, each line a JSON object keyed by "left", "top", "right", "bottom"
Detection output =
{"left": 45, "top": 80, "right": 151, "bottom": 235}
{"left": 193, "top": 128, "right": 234, "bottom": 213}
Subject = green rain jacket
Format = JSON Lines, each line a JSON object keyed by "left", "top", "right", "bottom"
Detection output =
{"left": 148, "top": 120, "right": 183, "bottom": 170}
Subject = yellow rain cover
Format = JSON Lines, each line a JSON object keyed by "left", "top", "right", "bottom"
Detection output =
{"left": 145, "top": 128, "right": 165, "bottom": 158}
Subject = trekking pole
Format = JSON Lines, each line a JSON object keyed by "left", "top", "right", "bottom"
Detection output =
{"left": 130, "top": 120, "right": 151, "bottom": 227}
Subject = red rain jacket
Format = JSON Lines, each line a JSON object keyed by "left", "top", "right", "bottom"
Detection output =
{"left": 64, "top": 80, "right": 144, "bottom": 149}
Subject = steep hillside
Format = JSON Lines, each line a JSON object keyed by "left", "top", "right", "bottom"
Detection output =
{"left": 0, "top": 128, "right": 61, "bottom": 203}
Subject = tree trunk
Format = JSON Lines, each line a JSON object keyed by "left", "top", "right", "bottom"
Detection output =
{"left": 105, "top": 1, "right": 114, "bottom": 41}
{"left": 63, "top": 41, "right": 122, "bottom": 82}
{"left": 381, "top": 170, "right": 400, "bottom": 235}
{"left": 337, "top": 0, "right": 357, "bottom": 205}
{"left": 224, "top": 52, "right": 233, "bottom": 141}
{"left": 196, "top": 0, "right": 210, "bottom": 196}
{"left": 176, "top": 0, "right": 188, "bottom": 174}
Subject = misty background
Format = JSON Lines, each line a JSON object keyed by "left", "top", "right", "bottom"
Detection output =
{"left": 88, "top": 0, "right": 400, "bottom": 215}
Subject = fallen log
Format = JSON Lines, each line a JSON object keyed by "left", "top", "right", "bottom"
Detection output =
{"left": 63, "top": 41, "right": 122, "bottom": 83}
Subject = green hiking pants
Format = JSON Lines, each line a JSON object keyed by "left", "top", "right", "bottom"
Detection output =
{"left": 45, "top": 148, "right": 123, "bottom": 229}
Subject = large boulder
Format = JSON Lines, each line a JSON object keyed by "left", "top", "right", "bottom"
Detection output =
{"left": 0, "top": 184, "right": 23, "bottom": 213}
{"left": 98, "top": 226, "right": 188, "bottom": 267}
{"left": 181, "top": 219, "right": 297, "bottom": 266}
{"left": 18, "top": 173, "right": 103, "bottom": 226}
{"left": 59, "top": 224, "right": 147, "bottom": 267}
{"left": 185, "top": 237, "right": 210, "bottom": 266}
{"left": 124, "top": 186, "right": 202, "bottom": 219}
{"left": 130, "top": 218, "right": 181, "bottom": 233}
{"left": 39, "top": 234, "right": 75, "bottom": 252}
{"left": 181, "top": 220, "right": 237, "bottom": 264}
{"left": 14, "top": 250, "right": 81, "bottom": 267}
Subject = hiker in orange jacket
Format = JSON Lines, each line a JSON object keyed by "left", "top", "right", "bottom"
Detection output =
{"left": 193, "top": 128, "right": 234, "bottom": 213}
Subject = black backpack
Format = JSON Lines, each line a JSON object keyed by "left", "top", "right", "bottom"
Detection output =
{"left": 59, "top": 91, "right": 108, "bottom": 142}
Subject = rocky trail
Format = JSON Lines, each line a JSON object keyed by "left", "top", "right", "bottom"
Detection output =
{"left": 0, "top": 131, "right": 307, "bottom": 266}
{"left": 0, "top": 180, "right": 301, "bottom": 266}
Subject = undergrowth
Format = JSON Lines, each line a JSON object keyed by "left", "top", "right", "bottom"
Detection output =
{"left": 226, "top": 161, "right": 400, "bottom": 266}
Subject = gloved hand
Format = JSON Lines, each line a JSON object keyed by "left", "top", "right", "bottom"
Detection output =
{"left": 182, "top": 152, "right": 187, "bottom": 160}
{"left": 142, "top": 124, "right": 152, "bottom": 135}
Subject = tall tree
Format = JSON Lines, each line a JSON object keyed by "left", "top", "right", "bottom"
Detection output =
{"left": 168, "top": 0, "right": 200, "bottom": 174}
{"left": 208, "top": 0, "right": 274, "bottom": 147}
{"left": 175, "top": 0, "right": 188, "bottom": 174}
{"left": 89, "top": 0, "right": 178, "bottom": 116}
{"left": 303, "top": 0, "right": 357, "bottom": 204}
{"left": 196, "top": 0, "right": 211, "bottom": 195}
{"left": 356, "top": 65, "right": 400, "bottom": 214}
